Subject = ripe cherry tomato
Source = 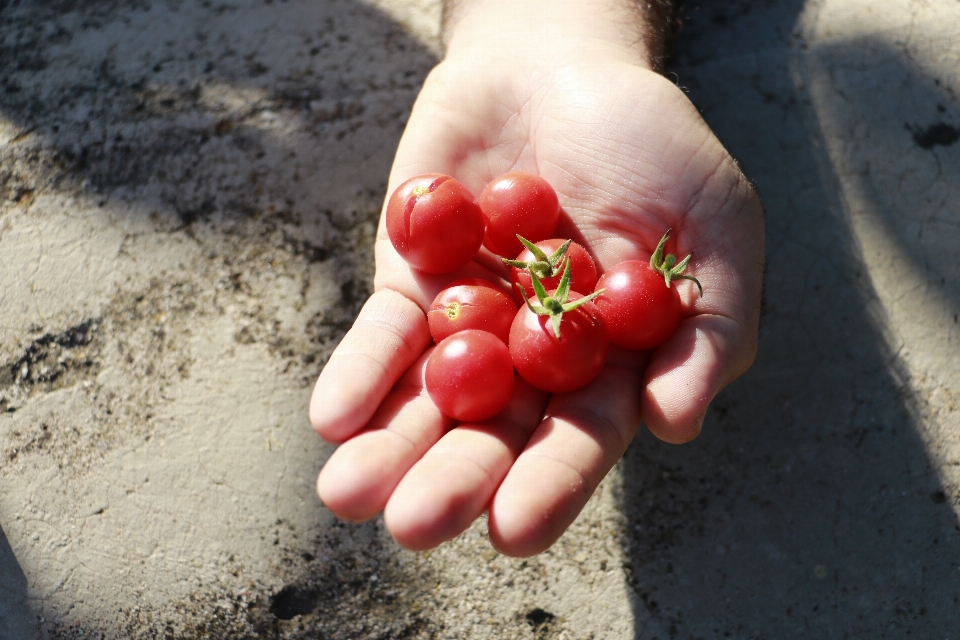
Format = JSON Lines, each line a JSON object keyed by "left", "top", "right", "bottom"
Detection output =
{"left": 509, "top": 292, "right": 608, "bottom": 393}
{"left": 428, "top": 278, "right": 518, "bottom": 345}
{"left": 425, "top": 330, "right": 515, "bottom": 422}
{"left": 385, "top": 174, "right": 485, "bottom": 274}
{"left": 510, "top": 239, "right": 598, "bottom": 300}
{"left": 479, "top": 171, "right": 560, "bottom": 258}
{"left": 592, "top": 260, "right": 682, "bottom": 350}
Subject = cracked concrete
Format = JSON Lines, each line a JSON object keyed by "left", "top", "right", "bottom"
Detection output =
{"left": 1, "top": 0, "right": 959, "bottom": 638}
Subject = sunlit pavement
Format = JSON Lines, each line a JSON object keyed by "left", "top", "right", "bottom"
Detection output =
{"left": 1, "top": 1, "right": 957, "bottom": 638}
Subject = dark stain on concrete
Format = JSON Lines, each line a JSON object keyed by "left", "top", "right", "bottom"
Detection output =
{"left": 908, "top": 122, "right": 960, "bottom": 149}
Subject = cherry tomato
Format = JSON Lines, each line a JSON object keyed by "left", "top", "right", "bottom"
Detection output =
{"left": 480, "top": 171, "right": 560, "bottom": 258}
{"left": 510, "top": 239, "right": 598, "bottom": 300}
{"left": 425, "top": 330, "right": 515, "bottom": 422}
{"left": 592, "top": 260, "right": 682, "bottom": 350}
{"left": 428, "top": 278, "right": 518, "bottom": 344}
{"left": 385, "top": 174, "right": 485, "bottom": 274}
{"left": 509, "top": 292, "right": 608, "bottom": 393}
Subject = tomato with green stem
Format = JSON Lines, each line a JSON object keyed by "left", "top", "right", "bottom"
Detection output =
{"left": 509, "top": 262, "right": 608, "bottom": 393}
{"left": 505, "top": 237, "right": 598, "bottom": 301}
{"left": 592, "top": 230, "right": 703, "bottom": 350}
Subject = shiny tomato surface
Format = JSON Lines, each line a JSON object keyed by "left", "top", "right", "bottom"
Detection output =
{"left": 508, "top": 292, "right": 608, "bottom": 393}
{"left": 428, "top": 278, "right": 518, "bottom": 344}
{"left": 480, "top": 171, "right": 560, "bottom": 258}
{"left": 592, "top": 260, "right": 682, "bottom": 350}
{"left": 425, "top": 330, "right": 515, "bottom": 422}
{"left": 385, "top": 174, "right": 484, "bottom": 274}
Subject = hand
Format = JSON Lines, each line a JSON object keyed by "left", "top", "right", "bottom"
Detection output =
{"left": 309, "top": 0, "right": 764, "bottom": 556}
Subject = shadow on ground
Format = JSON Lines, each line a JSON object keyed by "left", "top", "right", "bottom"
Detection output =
{"left": 1, "top": 0, "right": 442, "bottom": 637}
{"left": 0, "top": 525, "right": 35, "bottom": 639}
{"left": 620, "top": 1, "right": 960, "bottom": 638}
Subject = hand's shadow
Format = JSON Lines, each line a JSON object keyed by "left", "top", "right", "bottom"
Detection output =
{"left": 621, "top": 1, "right": 960, "bottom": 637}
{"left": 0, "top": 525, "right": 36, "bottom": 640}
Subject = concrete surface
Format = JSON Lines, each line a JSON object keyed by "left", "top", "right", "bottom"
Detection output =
{"left": 0, "top": 0, "right": 957, "bottom": 638}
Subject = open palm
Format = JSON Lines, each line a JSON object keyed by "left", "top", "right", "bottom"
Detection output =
{"left": 310, "top": 50, "right": 764, "bottom": 556}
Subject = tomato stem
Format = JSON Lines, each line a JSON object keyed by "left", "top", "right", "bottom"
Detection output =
{"left": 502, "top": 236, "right": 571, "bottom": 278}
{"left": 650, "top": 229, "right": 703, "bottom": 297}
{"left": 518, "top": 261, "right": 605, "bottom": 339}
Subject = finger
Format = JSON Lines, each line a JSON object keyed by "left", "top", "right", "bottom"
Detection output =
{"left": 384, "top": 377, "right": 548, "bottom": 551}
{"left": 642, "top": 312, "right": 757, "bottom": 444}
{"left": 310, "top": 289, "right": 430, "bottom": 444}
{"left": 373, "top": 239, "right": 511, "bottom": 310}
{"left": 642, "top": 178, "right": 764, "bottom": 443}
{"left": 488, "top": 367, "right": 642, "bottom": 557}
{"left": 317, "top": 351, "right": 453, "bottom": 522}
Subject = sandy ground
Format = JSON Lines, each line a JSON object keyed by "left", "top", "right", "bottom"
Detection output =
{"left": 0, "top": 0, "right": 958, "bottom": 638}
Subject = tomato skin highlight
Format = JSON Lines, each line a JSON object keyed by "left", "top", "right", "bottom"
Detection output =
{"left": 425, "top": 330, "right": 515, "bottom": 422}
{"left": 385, "top": 174, "right": 485, "bottom": 274}
{"left": 480, "top": 171, "right": 560, "bottom": 258}
{"left": 510, "top": 239, "right": 598, "bottom": 300}
{"left": 509, "top": 292, "right": 608, "bottom": 393}
{"left": 592, "top": 260, "right": 682, "bottom": 350}
{"left": 427, "top": 278, "right": 518, "bottom": 345}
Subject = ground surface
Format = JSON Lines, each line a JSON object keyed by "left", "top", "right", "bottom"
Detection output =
{"left": 1, "top": 0, "right": 958, "bottom": 638}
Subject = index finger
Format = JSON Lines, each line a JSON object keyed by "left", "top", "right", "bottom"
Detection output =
{"left": 310, "top": 288, "right": 430, "bottom": 444}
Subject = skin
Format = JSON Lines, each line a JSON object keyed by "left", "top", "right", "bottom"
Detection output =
{"left": 310, "top": 0, "right": 765, "bottom": 556}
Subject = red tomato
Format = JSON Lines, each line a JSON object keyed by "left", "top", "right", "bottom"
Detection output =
{"left": 385, "top": 174, "right": 485, "bottom": 274}
{"left": 480, "top": 171, "right": 560, "bottom": 258}
{"left": 511, "top": 239, "right": 598, "bottom": 300}
{"left": 509, "top": 292, "right": 608, "bottom": 393}
{"left": 592, "top": 261, "right": 682, "bottom": 350}
{"left": 428, "top": 278, "right": 518, "bottom": 344}
{"left": 425, "top": 330, "right": 515, "bottom": 422}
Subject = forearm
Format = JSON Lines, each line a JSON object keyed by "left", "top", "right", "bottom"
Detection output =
{"left": 441, "top": 0, "right": 684, "bottom": 70}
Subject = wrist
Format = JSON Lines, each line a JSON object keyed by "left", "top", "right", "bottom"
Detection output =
{"left": 442, "top": 0, "right": 654, "bottom": 69}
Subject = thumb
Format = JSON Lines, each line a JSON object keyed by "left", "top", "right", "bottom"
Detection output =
{"left": 641, "top": 313, "right": 757, "bottom": 444}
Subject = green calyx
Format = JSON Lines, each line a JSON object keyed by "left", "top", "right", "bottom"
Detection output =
{"left": 651, "top": 230, "right": 703, "bottom": 297}
{"left": 517, "top": 260, "right": 605, "bottom": 339}
{"left": 502, "top": 235, "right": 571, "bottom": 279}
